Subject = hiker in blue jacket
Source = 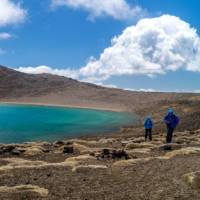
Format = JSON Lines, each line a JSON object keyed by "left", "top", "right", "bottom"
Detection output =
{"left": 144, "top": 116, "right": 153, "bottom": 141}
{"left": 164, "top": 108, "right": 179, "bottom": 143}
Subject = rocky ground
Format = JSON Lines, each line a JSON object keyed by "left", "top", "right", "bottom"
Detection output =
{"left": 0, "top": 127, "right": 200, "bottom": 200}
{"left": 1, "top": 65, "right": 200, "bottom": 199}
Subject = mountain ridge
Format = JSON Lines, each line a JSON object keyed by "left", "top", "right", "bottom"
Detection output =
{"left": 0, "top": 65, "right": 199, "bottom": 116}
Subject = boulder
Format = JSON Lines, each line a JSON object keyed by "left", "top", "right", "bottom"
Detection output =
{"left": 63, "top": 145, "right": 74, "bottom": 154}
{"left": 102, "top": 149, "right": 110, "bottom": 156}
{"left": 54, "top": 141, "right": 65, "bottom": 146}
{"left": 11, "top": 150, "right": 21, "bottom": 156}
{"left": 112, "top": 150, "right": 129, "bottom": 159}
{"left": 0, "top": 145, "right": 16, "bottom": 153}
{"left": 98, "top": 149, "right": 129, "bottom": 160}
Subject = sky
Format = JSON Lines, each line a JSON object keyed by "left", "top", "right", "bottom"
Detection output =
{"left": 0, "top": 0, "right": 200, "bottom": 92}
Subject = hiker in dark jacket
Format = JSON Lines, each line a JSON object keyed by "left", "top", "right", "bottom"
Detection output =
{"left": 164, "top": 108, "right": 179, "bottom": 143}
{"left": 144, "top": 116, "right": 153, "bottom": 141}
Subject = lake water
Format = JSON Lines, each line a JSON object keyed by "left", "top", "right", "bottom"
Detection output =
{"left": 0, "top": 104, "right": 137, "bottom": 143}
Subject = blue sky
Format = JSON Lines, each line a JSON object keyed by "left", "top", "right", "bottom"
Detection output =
{"left": 0, "top": 0, "right": 200, "bottom": 92}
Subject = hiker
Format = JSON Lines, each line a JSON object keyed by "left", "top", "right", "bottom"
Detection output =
{"left": 144, "top": 116, "right": 153, "bottom": 141}
{"left": 164, "top": 108, "right": 179, "bottom": 144}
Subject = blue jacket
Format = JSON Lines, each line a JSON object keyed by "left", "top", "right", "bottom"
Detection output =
{"left": 164, "top": 113, "right": 179, "bottom": 129}
{"left": 144, "top": 118, "right": 153, "bottom": 129}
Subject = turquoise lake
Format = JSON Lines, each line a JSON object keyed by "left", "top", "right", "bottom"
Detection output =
{"left": 0, "top": 104, "right": 137, "bottom": 144}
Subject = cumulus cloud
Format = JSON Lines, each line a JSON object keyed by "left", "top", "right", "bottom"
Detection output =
{"left": 17, "top": 66, "right": 80, "bottom": 80}
{"left": 16, "top": 15, "right": 200, "bottom": 85}
{"left": 125, "top": 88, "right": 157, "bottom": 92}
{"left": 0, "top": 32, "right": 12, "bottom": 40}
{"left": 51, "top": 0, "right": 144, "bottom": 21}
{"left": 79, "top": 15, "right": 200, "bottom": 81}
{"left": 0, "top": 0, "right": 27, "bottom": 27}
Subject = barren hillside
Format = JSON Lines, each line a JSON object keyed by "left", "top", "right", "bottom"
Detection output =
{"left": 0, "top": 65, "right": 197, "bottom": 112}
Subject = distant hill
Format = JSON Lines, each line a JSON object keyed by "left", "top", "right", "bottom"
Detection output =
{"left": 0, "top": 65, "right": 199, "bottom": 114}
{"left": 0, "top": 65, "right": 85, "bottom": 98}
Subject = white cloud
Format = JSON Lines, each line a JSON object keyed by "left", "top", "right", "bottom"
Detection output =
{"left": 125, "top": 88, "right": 157, "bottom": 92}
{"left": 0, "top": 0, "right": 27, "bottom": 27}
{"left": 51, "top": 0, "right": 144, "bottom": 21}
{"left": 125, "top": 88, "right": 200, "bottom": 93}
{"left": 0, "top": 32, "right": 12, "bottom": 40}
{"left": 79, "top": 15, "right": 200, "bottom": 81}
{"left": 16, "top": 15, "right": 200, "bottom": 85}
{"left": 17, "top": 66, "right": 80, "bottom": 80}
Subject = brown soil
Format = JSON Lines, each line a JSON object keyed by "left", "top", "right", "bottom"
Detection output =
{"left": 0, "top": 129, "right": 200, "bottom": 199}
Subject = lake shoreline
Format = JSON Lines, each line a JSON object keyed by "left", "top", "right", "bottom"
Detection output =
{"left": 0, "top": 101, "right": 127, "bottom": 113}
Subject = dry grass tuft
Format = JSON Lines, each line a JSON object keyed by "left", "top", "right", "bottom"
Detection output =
{"left": 64, "top": 155, "right": 96, "bottom": 168}
{"left": 72, "top": 165, "right": 108, "bottom": 173}
{"left": 125, "top": 142, "right": 155, "bottom": 150}
{"left": 0, "top": 155, "right": 98, "bottom": 174}
{"left": 0, "top": 185, "right": 48, "bottom": 197}
{"left": 65, "top": 155, "right": 96, "bottom": 162}
{"left": 0, "top": 158, "right": 46, "bottom": 173}
{"left": 183, "top": 171, "right": 200, "bottom": 190}
{"left": 0, "top": 158, "right": 74, "bottom": 174}
{"left": 165, "top": 147, "right": 200, "bottom": 158}
{"left": 112, "top": 156, "right": 168, "bottom": 170}
{"left": 73, "top": 143, "right": 93, "bottom": 154}
{"left": 23, "top": 146, "right": 46, "bottom": 156}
